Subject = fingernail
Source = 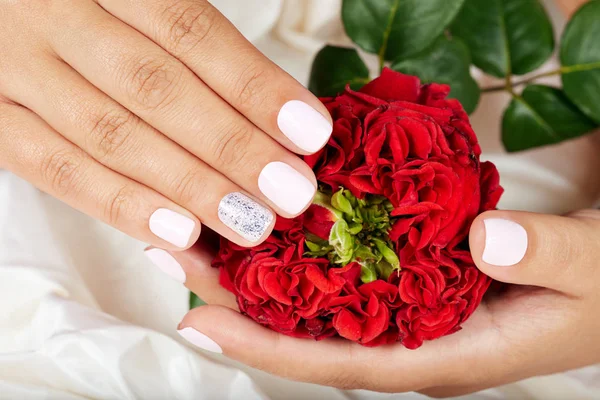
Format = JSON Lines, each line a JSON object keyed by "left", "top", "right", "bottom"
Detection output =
{"left": 218, "top": 192, "right": 274, "bottom": 242}
{"left": 482, "top": 219, "right": 528, "bottom": 266}
{"left": 177, "top": 327, "right": 222, "bottom": 353}
{"left": 258, "top": 161, "right": 316, "bottom": 215}
{"left": 149, "top": 208, "right": 195, "bottom": 248}
{"left": 277, "top": 100, "right": 332, "bottom": 153}
{"left": 144, "top": 248, "right": 186, "bottom": 283}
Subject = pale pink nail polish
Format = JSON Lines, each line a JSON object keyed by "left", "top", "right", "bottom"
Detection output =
{"left": 258, "top": 162, "right": 316, "bottom": 215}
{"left": 178, "top": 327, "right": 222, "bottom": 353}
{"left": 277, "top": 100, "right": 332, "bottom": 153}
{"left": 144, "top": 248, "right": 186, "bottom": 283}
{"left": 149, "top": 209, "right": 195, "bottom": 248}
{"left": 482, "top": 219, "right": 528, "bottom": 266}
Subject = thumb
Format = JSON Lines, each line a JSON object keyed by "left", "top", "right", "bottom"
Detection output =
{"left": 469, "top": 209, "right": 600, "bottom": 295}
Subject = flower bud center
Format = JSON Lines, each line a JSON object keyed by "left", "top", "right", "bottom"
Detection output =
{"left": 305, "top": 188, "right": 400, "bottom": 283}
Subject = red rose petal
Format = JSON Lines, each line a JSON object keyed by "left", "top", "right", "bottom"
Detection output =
{"left": 333, "top": 309, "right": 362, "bottom": 341}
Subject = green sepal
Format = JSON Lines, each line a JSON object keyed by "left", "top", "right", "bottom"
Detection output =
{"left": 374, "top": 260, "right": 395, "bottom": 280}
{"left": 360, "top": 264, "right": 378, "bottom": 283}
{"left": 348, "top": 223, "right": 363, "bottom": 235}
{"left": 331, "top": 188, "right": 354, "bottom": 215}
{"left": 312, "top": 191, "right": 344, "bottom": 220}
{"left": 329, "top": 219, "right": 355, "bottom": 265}
{"left": 304, "top": 234, "right": 333, "bottom": 257}
{"left": 305, "top": 240, "right": 322, "bottom": 252}
{"left": 371, "top": 238, "right": 400, "bottom": 271}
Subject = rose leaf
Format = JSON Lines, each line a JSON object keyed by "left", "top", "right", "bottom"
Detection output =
{"left": 451, "top": 0, "right": 554, "bottom": 78}
{"left": 390, "top": 36, "right": 480, "bottom": 114}
{"left": 341, "top": 0, "right": 465, "bottom": 61}
{"left": 308, "top": 45, "right": 370, "bottom": 97}
{"left": 189, "top": 292, "right": 206, "bottom": 309}
{"left": 560, "top": 0, "right": 600, "bottom": 124}
{"left": 502, "top": 85, "right": 597, "bottom": 152}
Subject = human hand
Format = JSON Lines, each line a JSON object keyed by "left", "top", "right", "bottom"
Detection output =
{"left": 157, "top": 208, "right": 600, "bottom": 395}
{"left": 0, "top": 0, "right": 331, "bottom": 250}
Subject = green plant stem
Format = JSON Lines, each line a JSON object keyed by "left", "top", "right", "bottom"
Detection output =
{"left": 481, "top": 62, "right": 600, "bottom": 93}
{"left": 482, "top": 68, "right": 562, "bottom": 93}
{"left": 378, "top": 0, "right": 400, "bottom": 73}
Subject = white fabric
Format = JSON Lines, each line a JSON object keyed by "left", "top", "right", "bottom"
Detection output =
{"left": 1, "top": 0, "right": 599, "bottom": 399}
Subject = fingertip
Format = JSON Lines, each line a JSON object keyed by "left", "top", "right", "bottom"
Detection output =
{"left": 148, "top": 207, "right": 201, "bottom": 251}
{"left": 469, "top": 210, "right": 529, "bottom": 279}
{"left": 469, "top": 212, "right": 488, "bottom": 264}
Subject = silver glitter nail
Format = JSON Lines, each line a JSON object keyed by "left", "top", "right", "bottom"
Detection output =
{"left": 218, "top": 192, "right": 274, "bottom": 242}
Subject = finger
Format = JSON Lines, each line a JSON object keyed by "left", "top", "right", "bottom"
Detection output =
{"left": 469, "top": 210, "right": 600, "bottom": 295}
{"left": 2, "top": 55, "right": 275, "bottom": 247}
{"left": 175, "top": 305, "right": 478, "bottom": 393}
{"left": 46, "top": 2, "right": 318, "bottom": 218}
{"left": 0, "top": 102, "right": 200, "bottom": 250}
{"left": 144, "top": 233, "right": 238, "bottom": 310}
{"left": 94, "top": 0, "right": 333, "bottom": 154}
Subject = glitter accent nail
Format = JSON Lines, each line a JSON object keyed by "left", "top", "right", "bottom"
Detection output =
{"left": 218, "top": 193, "right": 274, "bottom": 242}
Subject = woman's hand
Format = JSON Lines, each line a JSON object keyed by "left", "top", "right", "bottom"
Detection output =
{"left": 0, "top": 0, "right": 331, "bottom": 250}
{"left": 158, "top": 208, "right": 600, "bottom": 395}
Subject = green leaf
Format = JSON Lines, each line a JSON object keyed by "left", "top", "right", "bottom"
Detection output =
{"left": 391, "top": 36, "right": 480, "bottom": 114}
{"left": 189, "top": 292, "right": 206, "bottom": 309}
{"left": 451, "top": 0, "right": 554, "bottom": 77}
{"left": 560, "top": 0, "right": 600, "bottom": 123}
{"left": 502, "top": 85, "right": 597, "bottom": 152}
{"left": 342, "top": 0, "right": 465, "bottom": 61}
{"left": 308, "top": 45, "right": 370, "bottom": 97}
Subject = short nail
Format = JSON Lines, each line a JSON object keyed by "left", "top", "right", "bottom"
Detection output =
{"left": 277, "top": 100, "right": 333, "bottom": 153}
{"left": 177, "top": 327, "right": 222, "bottom": 353}
{"left": 258, "top": 161, "right": 316, "bottom": 215}
{"left": 482, "top": 218, "right": 528, "bottom": 266}
{"left": 218, "top": 192, "right": 274, "bottom": 242}
{"left": 149, "top": 208, "right": 195, "bottom": 248}
{"left": 144, "top": 248, "right": 186, "bottom": 283}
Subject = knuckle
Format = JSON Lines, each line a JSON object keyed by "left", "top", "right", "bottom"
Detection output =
{"left": 41, "top": 148, "right": 85, "bottom": 197}
{"left": 88, "top": 109, "right": 136, "bottom": 160}
{"left": 172, "top": 167, "right": 205, "bottom": 205}
{"left": 104, "top": 185, "right": 135, "bottom": 226}
{"left": 210, "top": 123, "right": 254, "bottom": 169}
{"left": 162, "top": 0, "right": 219, "bottom": 53}
{"left": 125, "top": 56, "right": 182, "bottom": 111}
{"left": 233, "top": 65, "right": 270, "bottom": 108}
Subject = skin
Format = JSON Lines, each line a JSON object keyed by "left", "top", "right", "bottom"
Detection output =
{"left": 173, "top": 209, "right": 600, "bottom": 396}
{"left": 2, "top": 0, "right": 596, "bottom": 395}
{"left": 0, "top": 0, "right": 330, "bottom": 251}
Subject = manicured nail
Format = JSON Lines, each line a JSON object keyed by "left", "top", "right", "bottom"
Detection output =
{"left": 277, "top": 100, "right": 333, "bottom": 153}
{"left": 149, "top": 208, "right": 195, "bottom": 248}
{"left": 218, "top": 192, "right": 274, "bottom": 242}
{"left": 482, "top": 219, "right": 528, "bottom": 266}
{"left": 258, "top": 161, "right": 316, "bottom": 215}
{"left": 177, "top": 327, "right": 222, "bottom": 353}
{"left": 144, "top": 248, "right": 186, "bottom": 283}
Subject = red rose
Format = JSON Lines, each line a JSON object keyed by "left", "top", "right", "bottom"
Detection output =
{"left": 214, "top": 218, "right": 356, "bottom": 339}
{"left": 214, "top": 69, "right": 503, "bottom": 349}
{"left": 307, "top": 69, "right": 499, "bottom": 257}
{"left": 327, "top": 264, "right": 402, "bottom": 346}
{"left": 393, "top": 250, "right": 490, "bottom": 349}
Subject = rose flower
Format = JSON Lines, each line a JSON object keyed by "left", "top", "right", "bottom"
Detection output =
{"left": 214, "top": 69, "right": 503, "bottom": 348}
